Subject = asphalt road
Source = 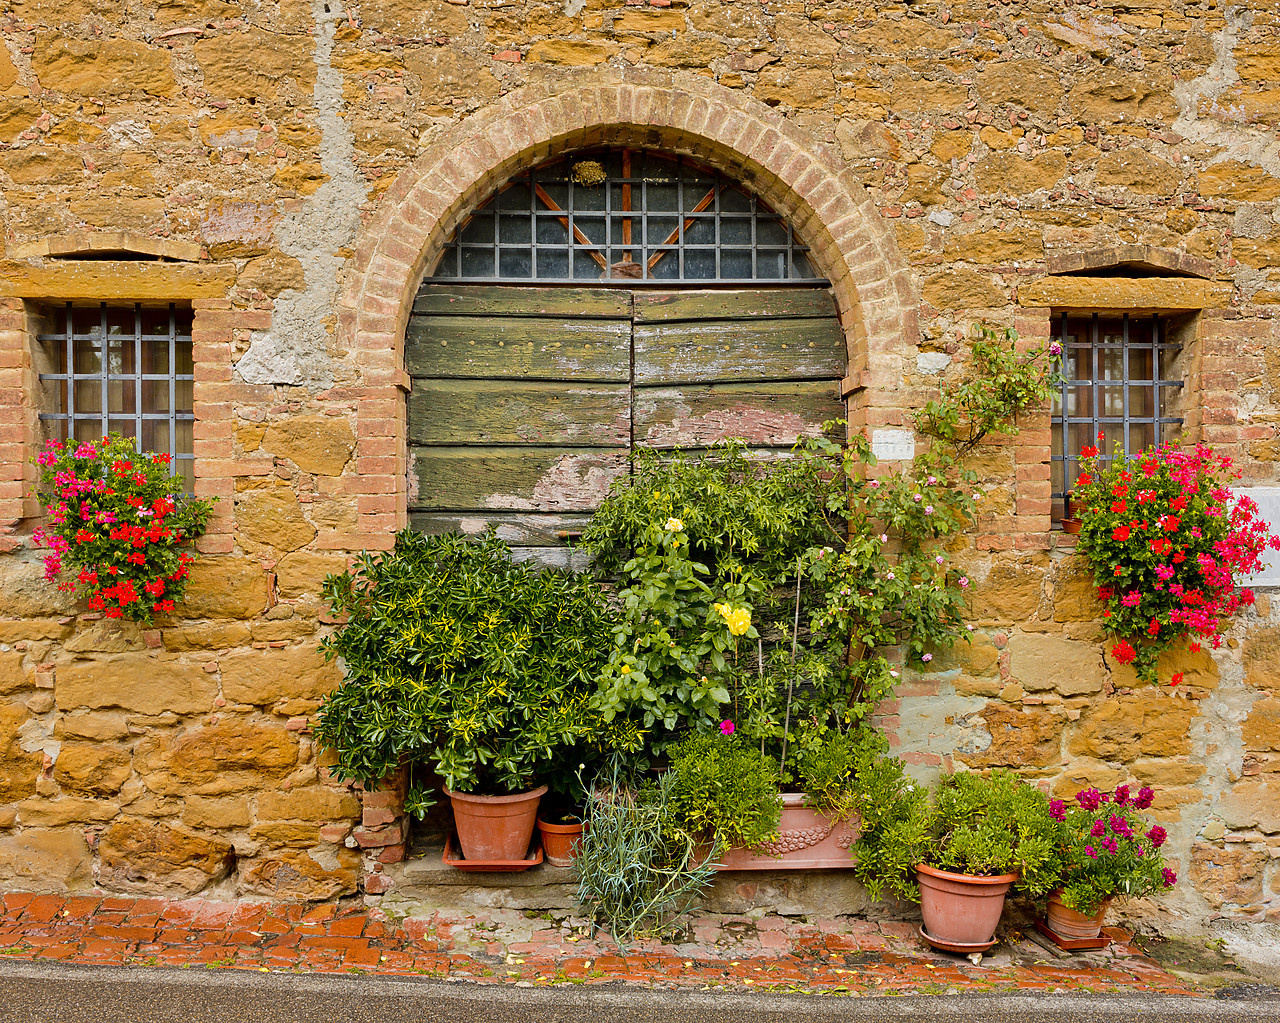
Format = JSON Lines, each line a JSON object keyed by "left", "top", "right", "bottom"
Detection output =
{"left": 0, "top": 961, "right": 1278, "bottom": 1023}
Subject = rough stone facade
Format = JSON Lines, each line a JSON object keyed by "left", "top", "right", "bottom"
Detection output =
{"left": 0, "top": 0, "right": 1276, "bottom": 928}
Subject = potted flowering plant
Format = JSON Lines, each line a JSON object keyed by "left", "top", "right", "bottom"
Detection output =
{"left": 1071, "top": 440, "right": 1280, "bottom": 684}
{"left": 1043, "top": 785, "right": 1177, "bottom": 941}
{"left": 32, "top": 434, "right": 214, "bottom": 623}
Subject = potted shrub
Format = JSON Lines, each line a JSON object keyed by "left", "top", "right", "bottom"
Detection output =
{"left": 1043, "top": 785, "right": 1178, "bottom": 942}
{"left": 666, "top": 730, "right": 782, "bottom": 860}
{"left": 314, "top": 530, "right": 615, "bottom": 864}
{"left": 852, "top": 761, "right": 1058, "bottom": 952}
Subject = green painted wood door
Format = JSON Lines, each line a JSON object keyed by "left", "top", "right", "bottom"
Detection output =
{"left": 406, "top": 284, "right": 844, "bottom": 566}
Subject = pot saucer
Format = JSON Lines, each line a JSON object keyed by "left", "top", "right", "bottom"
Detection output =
{"left": 442, "top": 832, "right": 543, "bottom": 872}
{"left": 918, "top": 924, "right": 998, "bottom": 954}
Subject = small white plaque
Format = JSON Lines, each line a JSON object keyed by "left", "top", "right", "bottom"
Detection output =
{"left": 1237, "top": 487, "right": 1280, "bottom": 587}
{"left": 871, "top": 428, "right": 916, "bottom": 461}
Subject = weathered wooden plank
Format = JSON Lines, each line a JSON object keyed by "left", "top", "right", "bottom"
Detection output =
{"left": 633, "top": 288, "right": 837, "bottom": 323}
{"left": 633, "top": 317, "right": 845, "bottom": 385}
{"left": 634, "top": 380, "right": 844, "bottom": 448}
{"left": 408, "top": 380, "right": 630, "bottom": 446}
{"left": 406, "top": 316, "right": 630, "bottom": 381}
{"left": 508, "top": 546, "right": 594, "bottom": 572}
{"left": 409, "top": 511, "right": 594, "bottom": 545}
{"left": 409, "top": 446, "right": 628, "bottom": 512}
{"left": 413, "top": 285, "right": 632, "bottom": 319}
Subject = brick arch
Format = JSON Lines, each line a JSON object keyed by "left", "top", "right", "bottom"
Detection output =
{"left": 338, "top": 69, "right": 914, "bottom": 545}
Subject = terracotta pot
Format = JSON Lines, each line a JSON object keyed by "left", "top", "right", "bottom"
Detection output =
{"left": 916, "top": 863, "right": 1018, "bottom": 951}
{"left": 537, "top": 816, "right": 584, "bottom": 867}
{"left": 1060, "top": 517, "right": 1083, "bottom": 535}
{"left": 445, "top": 784, "right": 547, "bottom": 862}
{"left": 1045, "top": 890, "right": 1108, "bottom": 940}
{"left": 707, "top": 793, "right": 860, "bottom": 870}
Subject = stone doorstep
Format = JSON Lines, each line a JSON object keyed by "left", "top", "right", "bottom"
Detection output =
{"left": 385, "top": 845, "right": 879, "bottom": 917}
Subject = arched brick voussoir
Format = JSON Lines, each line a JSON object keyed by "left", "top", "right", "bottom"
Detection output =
{"left": 340, "top": 68, "right": 915, "bottom": 538}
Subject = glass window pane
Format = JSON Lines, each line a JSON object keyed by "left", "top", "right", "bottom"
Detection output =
{"left": 571, "top": 252, "right": 600, "bottom": 280}
{"left": 721, "top": 250, "right": 752, "bottom": 278}
{"left": 175, "top": 380, "right": 193, "bottom": 415}
{"left": 1128, "top": 347, "right": 1153, "bottom": 380}
{"left": 74, "top": 339, "right": 101, "bottom": 374}
{"left": 684, "top": 250, "right": 716, "bottom": 279}
{"left": 432, "top": 250, "right": 458, "bottom": 277}
{"left": 574, "top": 184, "right": 606, "bottom": 211}
{"left": 459, "top": 214, "right": 494, "bottom": 245}
{"left": 461, "top": 247, "right": 494, "bottom": 277}
{"left": 1128, "top": 385, "right": 1153, "bottom": 418}
{"left": 646, "top": 217, "right": 678, "bottom": 244}
{"left": 719, "top": 188, "right": 752, "bottom": 213}
{"left": 720, "top": 218, "right": 751, "bottom": 245}
{"left": 683, "top": 217, "right": 715, "bottom": 245}
{"left": 1099, "top": 348, "right": 1123, "bottom": 380}
{"left": 108, "top": 379, "right": 135, "bottom": 414}
{"left": 74, "top": 379, "right": 101, "bottom": 414}
{"left": 1129, "top": 421, "right": 1155, "bottom": 452}
{"left": 142, "top": 418, "right": 170, "bottom": 454}
{"left": 73, "top": 418, "right": 101, "bottom": 443}
{"left": 175, "top": 341, "right": 193, "bottom": 377}
{"left": 650, "top": 252, "right": 679, "bottom": 280}
{"left": 1067, "top": 422, "right": 1095, "bottom": 459}
{"left": 539, "top": 182, "right": 569, "bottom": 209}
{"left": 792, "top": 251, "right": 817, "bottom": 278}
{"left": 497, "top": 182, "right": 531, "bottom": 210}
{"left": 499, "top": 216, "right": 531, "bottom": 244}
{"left": 73, "top": 307, "right": 101, "bottom": 336}
{"left": 1100, "top": 422, "right": 1123, "bottom": 453}
{"left": 177, "top": 457, "right": 195, "bottom": 495}
{"left": 108, "top": 418, "right": 137, "bottom": 439}
{"left": 1067, "top": 385, "right": 1091, "bottom": 417}
{"left": 141, "top": 341, "right": 169, "bottom": 374}
{"left": 1100, "top": 385, "right": 1124, "bottom": 416}
{"left": 141, "top": 307, "right": 170, "bottom": 336}
{"left": 757, "top": 249, "right": 788, "bottom": 278}
{"left": 142, "top": 379, "right": 170, "bottom": 413}
{"left": 498, "top": 249, "right": 533, "bottom": 278}
{"left": 105, "top": 307, "right": 134, "bottom": 337}
{"left": 537, "top": 251, "right": 569, "bottom": 278}
{"left": 176, "top": 419, "right": 193, "bottom": 458}
{"left": 646, "top": 182, "right": 679, "bottom": 212}
{"left": 536, "top": 216, "right": 569, "bottom": 244}
{"left": 757, "top": 218, "right": 787, "bottom": 245}
{"left": 575, "top": 216, "right": 605, "bottom": 246}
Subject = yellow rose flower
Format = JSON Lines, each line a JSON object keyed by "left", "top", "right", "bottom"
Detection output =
{"left": 727, "top": 609, "right": 751, "bottom": 636}
{"left": 664, "top": 517, "right": 684, "bottom": 532}
{"left": 620, "top": 664, "right": 630, "bottom": 674}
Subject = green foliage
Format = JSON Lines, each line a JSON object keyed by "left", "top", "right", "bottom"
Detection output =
{"left": 313, "top": 529, "right": 615, "bottom": 798}
{"left": 573, "top": 765, "right": 718, "bottom": 949}
{"left": 851, "top": 756, "right": 1060, "bottom": 903}
{"left": 666, "top": 733, "right": 781, "bottom": 849}
{"left": 914, "top": 322, "right": 1061, "bottom": 457}
{"left": 580, "top": 440, "right": 835, "bottom": 587}
{"left": 592, "top": 521, "right": 752, "bottom": 742}
{"left": 786, "top": 725, "right": 882, "bottom": 822}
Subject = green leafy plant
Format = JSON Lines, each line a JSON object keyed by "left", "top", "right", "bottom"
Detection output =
{"left": 32, "top": 433, "right": 214, "bottom": 624}
{"left": 314, "top": 530, "right": 616, "bottom": 801}
{"left": 666, "top": 732, "right": 781, "bottom": 850}
{"left": 573, "top": 765, "right": 718, "bottom": 949}
{"left": 786, "top": 724, "right": 883, "bottom": 823}
{"left": 1047, "top": 786, "right": 1177, "bottom": 915}
{"left": 851, "top": 758, "right": 1060, "bottom": 902}
{"left": 1071, "top": 440, "right": 1280, "bottom": 684}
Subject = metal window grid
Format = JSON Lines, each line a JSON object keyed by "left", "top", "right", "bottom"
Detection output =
{"left": 431, "top": 148, "right": 821, "bottom": 284}
{"left": 37, "top": 302, "right": 195, "bottom": 491}
{"left": 1050, "top": 311, "right": 1183, "bottom": 522}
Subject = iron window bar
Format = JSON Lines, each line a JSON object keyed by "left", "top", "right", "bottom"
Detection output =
{"left": 37, "top": 302, "right": 195, "bottom": 492}
{"left": 431, "top": 148, "right": 821, "bottom": 284}
{"left": 1050, "top": 311, "right": 1183, "bottom": 524}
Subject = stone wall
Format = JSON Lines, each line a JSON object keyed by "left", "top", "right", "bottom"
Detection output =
{"left": 0, "top": 0, "right": 1275, "bottom": 926}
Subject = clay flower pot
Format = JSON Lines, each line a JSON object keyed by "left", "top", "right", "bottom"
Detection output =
{"left": 445, "top": 784, "right": 547, "bottom": 862}
{"left": 537, "top": 815, "right": 584, "bottom": 867}
{"left": 706, "top": 793, "right": 859, "bottom": 870}
{"left": 1045, "top": 889, "right": 1109, "bottom": 941}
{"left": 1060, "top": 517, "right": 1083, "bottom": 535}
{"left": 916, "top": 863, "right": 1018, "bottom": 953}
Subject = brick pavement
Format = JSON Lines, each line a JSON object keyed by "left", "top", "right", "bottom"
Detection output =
{"left": 0, "top": 892, "right": 1206, "bottom": 997}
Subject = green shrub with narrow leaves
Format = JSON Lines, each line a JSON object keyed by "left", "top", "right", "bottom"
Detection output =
{"left": 314, "top": 529, "right": 615, "bottom": 800}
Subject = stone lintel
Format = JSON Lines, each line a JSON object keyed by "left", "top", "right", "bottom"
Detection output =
{"left": 1046, "top": 243, "right": 1215, "bottom": 281}
{"left": 8, "top": 232, "right": 204, "bottom": 263}
{"left": 1018, "top": 276, "right": 1232, "bottom": 311}
{"left": 0, "top": 260, "right": 235, "bottom": 300}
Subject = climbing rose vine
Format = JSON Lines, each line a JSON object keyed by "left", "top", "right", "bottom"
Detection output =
{"left": 1072, "top": 439, "right": 1280, "bottom": 684}
{"left": 33, "top": 434, "right": 214, "bottom": 624}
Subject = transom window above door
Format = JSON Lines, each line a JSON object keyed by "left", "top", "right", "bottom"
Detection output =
{"left": 430, "top": 149, "right": 820, "bottom": 284}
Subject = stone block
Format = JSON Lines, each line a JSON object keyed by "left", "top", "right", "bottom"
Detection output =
{"left": 53, "top": 742, "right": 132, "bottom": 795}
{"left": 921, "top": 268, "right": 1005, "bottom": 311}
{"left": 33, "top": 35, "right": 176, "bottom": 98}
{"left": 1190, "top": 843, "right": 1267, "bottom": 909}
{"left": 958, "top": 702, "right": 1065, "bottom": 768}
{"left": 183, "top": 795, "right": 251, "bottom": 830}
{"left": 161, "top": 622, "right": 254, "bottom": 651}
{"left": 0, "top": 558, "right": 76, "bottom": 617}
{"left": 63, "top": 620, "right": 146, "bottom": 654}
{"left": 0, "top": 701, "right": 40, "bottom": 802}
{"left": 1050, "top": 760, "right": 1128, "bottom": 798}
{"left": 275, "top": 552, "right": 348, "bottom": 600}
{"left": 179, "top": 557, "right": 269, "bottom": 620}
{"left": 54, "top": 711, "right": 129, "bottom": 741}
{"left": 1068, "top": 692, "right": 1197, "bottom": 762}
{"left": 219, "top": 645, "right": 343, "bottom": 706}
{"left": 1244, "top": 626, "right": 1280, "bottom": 692}
{"left": 56, "top": 655, "right": 218, "bottom": 715}
{"left": 1219, "top": 778, "right": 1280, "bottom": 834}
{"left": 99, "top": 819, "right": 235, "bottom": 895}
{"left": 1244, "top": 698, "right": 1280, "bottom": 753}
{"left": 1130, "top": 759, "right": 1206, "bottom": 788}
{"left": 1008, "top": 633, "right": 1104, "bottom": 695}
{"left": 0, "top": 828, "right": 93, "bottom": 891}
{"left": 1093, "top": 149, "right": 1182, "bottom": 195}
{"left": 193, "top": 29, "right": 316, "bottom": 100}
{"left": 968, "top": 560, "right": 1045, "bottom": 622}
{"left": 1053, "top": 557, "right": 1104, "bottom": 622}
{"left": 0, "top": 651, "right": 31, "bottom": 694}
{"left": 134, "top": 719, "right": 299, "bottom": 796}
{"left": 927, "top": 634, "right": 999, "bottom": 676}
{"left": 238, "top": 847, "right": 360, "bottom": 901}
{"left": 973, "top": 59, "right": 1064, "bottom": 113}
{"left": 249, "top": 820, "right": 323, "bottom": 848}
{"left": 236, "top": 486, "right": 316, "bottom": 553}
{"left": 16, "top": 796, "right": 119, "bottom": 826}
{"left": 256, "top": 786, "right": 361, "bottom": 822}
{"left": 975, "top": 151, "right": 1067, "bottom": 195}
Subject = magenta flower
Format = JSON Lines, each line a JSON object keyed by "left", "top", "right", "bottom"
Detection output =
{"left": 719, "top": 720, "right": 735, "bottom": 736}
{"left": 1146, "top": 825, "right": 1167, "bottom": 848}
{"left": 1048, "top": 799, "right": 1066, "bottom": 821}
{"left": 1162, "top": 867, "right": 1177, "bottom": 887}
{"left": 1084, "top": 845, "right": 1097, "bottom": 859}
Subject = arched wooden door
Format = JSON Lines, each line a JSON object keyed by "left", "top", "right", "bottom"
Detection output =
{"left": 405, "top": 150, "right": 846, "bottom": 564}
